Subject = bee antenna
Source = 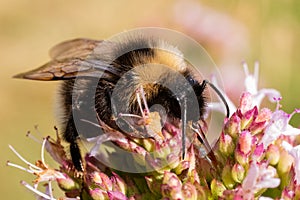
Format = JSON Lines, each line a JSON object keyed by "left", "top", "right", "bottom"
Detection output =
{"left": 202, "top": 80, "right": 230, "bottom": 118}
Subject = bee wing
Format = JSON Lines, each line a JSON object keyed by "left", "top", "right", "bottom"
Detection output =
{"left": 49, "top": 38, "right": 102, "bottom": 60}
{"left": 14, "top": 38, "right": 121, "bottom": 81}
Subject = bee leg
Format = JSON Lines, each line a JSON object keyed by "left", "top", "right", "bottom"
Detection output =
{"left": 69, "top": 140, "right": 83, "bottom": 172}
{"left": 64, "top": 114, "right": 84, "bottom": 172}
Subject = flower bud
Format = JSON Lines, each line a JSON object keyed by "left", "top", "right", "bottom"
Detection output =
{"left": 277, "top": 150, "right": 293, "bottom": 175}
{"left": 219, "top": 132, "right": 235, "bottom": 156}
{"left": 182, "top": 182, "right": 198, "bottom": 200}
{"left": 231, "top": 163, "right": 245, "bottom": 183}
{"left": 238, "top": 131, "right": 253, "bottom": 155}
{"left": 111, "top": 172, "right": 126, "bottom": 195}
{"left": 250, "top": 107, "right": 272, "bottom": 135}
{"left": 224, "top": 112, "right": 241, "bottom": 139}
{"left": 56, "top": 173, "right": 79, "bottom": 191}
{"left": 249, "top": 121, "right": 266, "bottom": 135}
{"left": 240, "top": 106, "right": 258, "bottom": 130}
{"left": 221, "top": 163, "right": 235, "bottom": 189}
{"left": 266, "top": 144, "right": 280, "bottom": 165}
{"left": 161, "top": 172, "right": 183, "bottom": 199}
{"left": 211, "top": 179, "right": 226, "bottom": 199}
{"left": 89, "top": 188, "right": 108, "bottom": 200}
{"left": 162, "top": 171, "right": 182, "bottom": 186}
{"left": 235, "top": 148, "right": 249, "bottom": 166}
{"left": 91, "top": 172, "right": 112, "bottom": 191}
{"left": 252, "top": 143, "right": 264, "bottom": 161}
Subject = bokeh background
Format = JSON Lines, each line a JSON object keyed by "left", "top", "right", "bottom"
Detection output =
{"left": 1, "top": 0, "right": 299, "bottom": 199}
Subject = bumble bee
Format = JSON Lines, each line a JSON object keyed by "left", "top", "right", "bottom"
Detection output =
{"left": 14, "top": 35, "right": 229, "bottom": 172}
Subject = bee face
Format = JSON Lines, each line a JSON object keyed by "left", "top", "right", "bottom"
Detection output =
{"left": 14, "top": 32, "right": 214, "bottom": 172}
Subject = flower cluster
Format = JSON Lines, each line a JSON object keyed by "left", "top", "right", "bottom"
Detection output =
{"left": 215, "top": 92, "right": 300, "bottom": 199}
{"left": 8, "top": 63, "right": 300, "bottom": 199}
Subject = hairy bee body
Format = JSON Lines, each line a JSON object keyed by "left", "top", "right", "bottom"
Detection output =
{"left": 15, "top": 36, "right": 207, "bottom": 171}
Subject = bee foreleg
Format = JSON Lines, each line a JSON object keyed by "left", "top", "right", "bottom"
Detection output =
{"left": 64, "top": 114, "right": 84, "bottom": 171}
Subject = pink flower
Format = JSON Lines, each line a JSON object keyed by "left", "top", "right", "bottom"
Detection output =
{"left": 242, "top": 161, "right": 280, "bottom": 199}
{"left": 282, "top": 141, "right": 300, "bottom": 184}
{"left": 260, "top": 109, "right": 300, "bottom": 149}
{"left": 207, "top": 62, "right": 281, "bottom": 117}
{"left": 243, "top": 62, "right": 281, "bottom": 108}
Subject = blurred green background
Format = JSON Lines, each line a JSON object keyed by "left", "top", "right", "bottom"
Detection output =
{"left": 1, "top": 0, "right": 299, "bottom": 199}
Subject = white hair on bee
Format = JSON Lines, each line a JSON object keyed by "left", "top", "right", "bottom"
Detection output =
{"left": 154, "top": 39, "right": 186, "bottom": 71}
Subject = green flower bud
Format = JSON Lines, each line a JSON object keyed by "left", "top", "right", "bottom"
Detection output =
{"left": 224, "top": 112, "right": 241, "bottom": 139}
{"left": 219, "top": 132, "right": 235, "bottom": 156}
{"left": 277, "top": 150, "right": 293, "bottom": 175}
{"left": 231, "top": 163, "right": 245, "bottom": 183}
{"left": 211, "top": 179, "right": 226, "bottom": 199}
{"left": 266, "top": 144, "right": 280, "bottom": 166}
{"left": 56, "top": 173, "right": 79, "bottom": 191}
{"left": 235, "top": 148, "right": 249, "bottom": 166}
{"left": 221, "top": 163, "right": 235, "bottom": 189}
